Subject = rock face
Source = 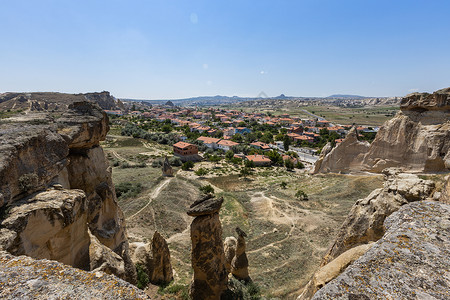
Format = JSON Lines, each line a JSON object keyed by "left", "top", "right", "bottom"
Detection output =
{"left": 162, "top": 156, "right": 173, "bottom": 176}
{"left": 0, "top": 99, "right": 136, "bottom": 283}
{"left": 321, "top": 168, "right": 435, "bottom": 266}
{"left": 298, "top": 243, "right": 373, "bottom": 300}
{"left": 440, "top": 175, "right": 450, "bottom": 204}
{"left": 0, "top": 251, "right": 150, "bottom": 299}
{"left": 0, "top": 189, "right": 90, "bottom": 270}
{"left": 188, "top": 195, "right": 228, "bottom": 300}
{"left": 313, "top": 128, "right": 370, "bottom": 174}
{"left": 0, "top": 91, "right": 123, "bottom": 112}
{"left": 130, "top": 231, "right": 173, "bottom": 285}
{"left": 231, "top": 227, "right": 250, "bottom": 282}
{"left": 312, "top": 201, "right": 450, "bottom": 300}
{"left": 314, "top": 87, "right": 450, "bottom": 174}
{"left": 224, "top": 236, "right": 237, "bottom": 273}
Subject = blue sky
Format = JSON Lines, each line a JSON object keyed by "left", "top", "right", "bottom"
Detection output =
{"left": 1, "top": 0, "right": 449, "bottom": 99}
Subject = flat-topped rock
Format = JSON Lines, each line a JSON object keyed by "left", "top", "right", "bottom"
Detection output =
{"left": 0, "top": 251, "right": 150, "bottom": 299}
{"left": 401, "top": 87, "right": 450, "bottom": 111}
{"left": 187, "top": 195, "right": 224, "bottom": 216}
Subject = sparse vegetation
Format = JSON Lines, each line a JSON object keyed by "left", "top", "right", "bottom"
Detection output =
{"left": 135, "top": 263, "right": 149, "bottom": 290}
{"left": 181, "top": 161, "right": 194, "bottom": 171}
{"left": 199, "top": 184, "right": 215, "bottom": 194}
{"left": 18, "top": 173, "right": 39, "bottom": 192}
{"left": 115, "top": 182, "right": 143, "bottom": 199}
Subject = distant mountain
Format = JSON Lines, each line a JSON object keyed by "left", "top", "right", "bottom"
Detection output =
{"left": 327, "top": 94, "right": 368, "bottom": 99}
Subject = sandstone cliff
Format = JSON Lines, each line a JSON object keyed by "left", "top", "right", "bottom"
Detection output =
{"left": 311, "top": 200, "right": 450, "bottom": 300}
{"left": 314, "top": 87, "right": 450, "bottom": 174}
{"left": 0, "top": 100, "right": 136, "bottom": 283}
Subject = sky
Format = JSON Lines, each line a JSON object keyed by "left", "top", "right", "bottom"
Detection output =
{"left": 1, "top": 0, "right": 449, "bottom": 99}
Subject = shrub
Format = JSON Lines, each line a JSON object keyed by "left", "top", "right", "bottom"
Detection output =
{"left": 199, "top": 184, "right": 214, "bottom": 194}
{"left": 295, "top": 190, "right": 309, "bottom": 201}
{"left": 280, "top": 181, "right": 287, "bottom": 189}
{"left": 181, "top": 161, "right": 194, "bottom": 171}
{"left": 135, "top": 263, "right": 149, "bottom": 290}
{"left": 168, "top": 157, "right": 182, "bottom": 167}
{"left": 195, "top": 168, "right": 208, "bottom": 176}
{"left": 284, "top": 159, "right": 294, "bottom": 170}
{"left": 18, "top": 173, "right": 39, "bottom": 192}
{"left": 115, "top": 182, "right": 143, "bottom": 199}
{"left": 152, "top": 159, "right": 163, "bottom": 168}
{"left": 295, "top": 161, "right": 305, "bottom": 169}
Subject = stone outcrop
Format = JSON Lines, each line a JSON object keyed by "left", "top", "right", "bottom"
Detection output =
{"left": 298, "top": 243, "right": 373, "bottom": 300}
{"left": 0, "top": 189, "right": 90, "bottom": 270}
{"left": 313, "top": 128, "right": 370, "bottom": 174}
{"left": 440, "top": 175, "right": 450, "bottom": 204}
{"left": 321, "top": 168, "right": 434, "bottom": 266}
{"left": 0, "top": 99, "right": 136, "bottom": 283}
{"left": 130, "top": 231, "right": 173, "bottom": 285}
{"left": 231, "top": 227, "right": 250, "bottom": 282}
{"left": 311, "top": 201, "right": 450, "bottom": 300}
{"left": 314, "top": 87, "right": 450, "bottom": 174}
{"left": 0, "top": 91, "right": 124, "bottom": 112}
{"left": 162, "top": 156, "right": 173, "bottom": 176}
{"left": 0, "top": 251, "right": 150, "bottom": 299}
{"left": 224, "top": 236, "right": 237, "bottom": 273}
{"left": 187, "top": 195, "right": 228, "bottom": 300}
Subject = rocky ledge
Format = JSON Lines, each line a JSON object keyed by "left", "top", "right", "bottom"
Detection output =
{"left": 0, "top": 251, "right": 149, "bottom": 300}
{"left": 312, "top": 200, "right": 450, "bottom": 300}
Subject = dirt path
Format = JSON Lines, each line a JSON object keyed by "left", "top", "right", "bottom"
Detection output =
{"left": 110, "top": 150, "right": 138, "bottom": 166}
{"left": 127, "top": 177, "right": 173, "bottom": 220}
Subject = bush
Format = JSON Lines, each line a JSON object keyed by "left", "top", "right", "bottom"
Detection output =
{"left": 168, "top": 157, "right": 182, "bottom": 167}
{"left": 195, "top": 168, "right": 208, "bottom": 176}
{"left": 18, "top": 173, "right": 39, "bottom": 192}
{"left": 181, "top": 161, "right": 194, "bottom": 171}
{"left": 158, "top": 283, "right": 189, "bottom": 300}
{"left": 295, "top": 190, "right": 309, "bottom": 201}
{"left": 135, "top": 263, "right": 149, "bottom": 290}
{"left": 295, "top": 161, "right": 305, "bottom": 169}
{"left": 199, "top": 184, "right": 214, "bottom": 194}
{"left": 115, "top": 182, "right": 143, "bottom": 199}
{"left": 280, "top": 181, "right": 287, "bottom": 189}
{"left": 284, "top": 159, "right": 294, "bottom": 170}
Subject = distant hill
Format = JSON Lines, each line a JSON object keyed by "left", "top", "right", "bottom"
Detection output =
{"left": 327, "top": 94, "right": 368, "bottom": 99}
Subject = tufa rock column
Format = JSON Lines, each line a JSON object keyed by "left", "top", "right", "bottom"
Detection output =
{"left": 224, "top": 236, "right": 237, "bottom": 274}
{"left": 162, "top": 156, "right": 173, "bottom": 177}
{"left": 187, "top": 195, "right": 228, "bottom": 300}
{"left": 231, "top": 227, "right": 250, "bottom": 282}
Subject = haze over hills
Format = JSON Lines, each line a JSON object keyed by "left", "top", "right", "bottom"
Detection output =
{"left": 121, "top": 93, "right": 400, "bottom": 107}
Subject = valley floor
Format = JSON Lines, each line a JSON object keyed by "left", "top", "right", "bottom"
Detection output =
{"left": 103, "top": 135, "right": 384, "bottom": 299}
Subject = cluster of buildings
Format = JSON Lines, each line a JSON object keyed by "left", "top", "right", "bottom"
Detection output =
{"left": 107, "top": 105, "right": 378, "bottom": 166}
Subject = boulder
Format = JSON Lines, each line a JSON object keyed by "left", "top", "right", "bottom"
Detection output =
{"left": 188, "top": 196, "right": 228, "bottom": 300}
{"left": 312, "top": 201, "right": 450, "bottom": 299}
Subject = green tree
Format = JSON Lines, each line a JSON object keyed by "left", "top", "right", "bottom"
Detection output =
{"left": 225, "top": 150, "right": 234, "bottom": 160}
{"left": 295, "top": 161, "right": 305, "bottom": 169}
{"left": 284, "top": 158, "right": 294, "bottom": 170}
{"left": 283, "top": 135, "right": 291, "bottom": 151}
{"left": 239, "top": 167, "right": 252, "bottom": 178}
{"left": 181, "top": 160, "right": 194, "bottom": 171}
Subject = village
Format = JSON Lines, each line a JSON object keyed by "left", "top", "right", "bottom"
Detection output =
{"left": 105, "top": 102, "right": 379, "bottom": 170}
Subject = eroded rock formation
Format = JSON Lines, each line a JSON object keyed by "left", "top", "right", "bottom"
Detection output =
{"left": 187, "top": 194, "right": 227, "bottom": 300}
{"left": 314, "top": 87, "right": 450, "bottom": 174}
{"left": 299, "top": 169, "right": 436, "bottom": 299}
{"left": 0, "top": 100, "right": 136, "bottom": 283}
{"left": 231, "top": 227, "right": 250, "bottom": 282}
{"left": 162, "top": 156, "right": 173, "bottom": 176}
{"left": 321, "top": 168, "right": 434, "bottom": 265}
{"left": 130, "top": 231, "right": 173, "bottom": 285}
{"left": 311, "top": 201, "right": 450, "bottom": 300}
{"left": 0, "top": 250, "right": 149, "bottom": 299}
{"left": 224, "top": 236, "right": 237, "bottom": 274}
{"left": 313, "top": 128, "right": 369, "bottom": 174}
